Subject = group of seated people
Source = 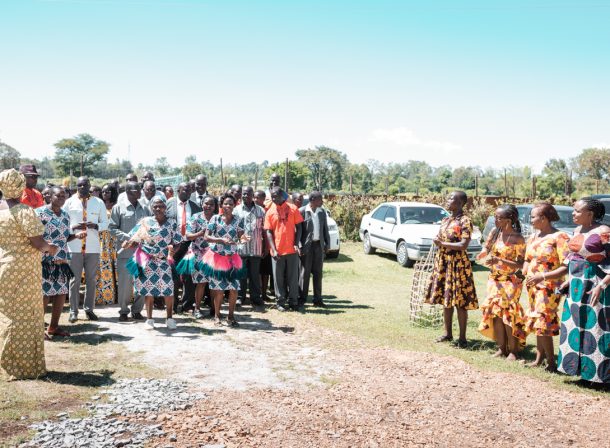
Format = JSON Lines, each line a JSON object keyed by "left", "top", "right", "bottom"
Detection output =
{"left": 424, "top": 190, "right": 609, "bottom": 384}
{"left": 7, "top": 165, "right": 332, "bottom": 341}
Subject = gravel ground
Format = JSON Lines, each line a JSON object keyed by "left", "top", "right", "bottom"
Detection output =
{"left": 150, "top": 349, "right": 609, "bottom": 448}
{"left": 20, "top": 306, "right": 610, "bottom": 447}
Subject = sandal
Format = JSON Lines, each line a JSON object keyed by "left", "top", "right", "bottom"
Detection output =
{"left": 47, "top": 328, "right": 71, "bottom": 337}
{"left": 455, "top": 339, "right": 468, "bottom": 349}
{"left": 435, "top": 335, "right": 453, "bottom": 343}
{"left": 44, "top": 332, "right": 52, "bottom": 341}
{"left": 227, "top": 318, "right": 239, "bottom": 328}
{"left": 214, "top": 318, "right": 223, "bottom": 327}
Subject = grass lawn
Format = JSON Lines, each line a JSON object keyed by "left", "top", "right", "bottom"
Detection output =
{"left": 278, "top": 241, "right": 608, "bottom": 395}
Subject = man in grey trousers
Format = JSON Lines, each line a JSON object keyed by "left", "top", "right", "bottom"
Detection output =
{"left": 264, "top": 187, "right": 303, "bottom": 311}
{"left": 63, "top": 176, "right": 109, "bottom": 322}
{"left": 109, "top": 182, "right": 150, "bottom": 321}
{"left": 299, "top": 191, "right": 331, "bottom": 308}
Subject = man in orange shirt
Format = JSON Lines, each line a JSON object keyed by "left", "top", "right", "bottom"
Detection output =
{"left": 19, "top": 164, "right": 44, "bottom": 208}
{"left": 264, "top": 187, "right": 303, "bottom": 311}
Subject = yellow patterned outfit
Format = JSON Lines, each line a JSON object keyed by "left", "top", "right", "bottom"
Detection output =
{"left": 95, "top": 208, "right": 117, "bottom": 305}
{"left": 479, "top": 238, "right": 527, "bottom": 346}
{"left": 0, "top": 169, "right": 46, "bottom": 379}
{"left": 524, "top": 232, "right": 570, "bottom": 336}
{"left": 425, "top": 215, "right": 478, "bottom": 309}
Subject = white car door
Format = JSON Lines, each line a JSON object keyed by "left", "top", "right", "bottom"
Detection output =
{"left": 378, "top": 205, "right": 399, "bottom": 252}
{"left": 367, "top": 205, "right": 388, "bottom": 249}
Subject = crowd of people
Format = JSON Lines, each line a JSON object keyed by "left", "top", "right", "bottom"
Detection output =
{"left": 1, "top": 165, "right": 607, "bottom": 386}
{"left": 0, "top": 166, "right": 331, "bottom": 380}
{"left": 425, "top": 191, "right": 609, "bottom": 384}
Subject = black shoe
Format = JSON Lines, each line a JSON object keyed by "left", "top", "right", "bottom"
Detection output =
{"left": 297, "top": 304, "right": 305, "bottom": 313}
{"left": 119, "top": 314, "right": 129, "bottom": 322}
{"left": 176, "top": 304, "right": 183, "bottom": 314}
{"left": 131, "top": 313, "right": 145, "bottom": 321}
{"left": 312, "top": 301, "right": 326, "bottom": 308}
{"left": 85, "top": 311, "right": 98, "bottom": 321}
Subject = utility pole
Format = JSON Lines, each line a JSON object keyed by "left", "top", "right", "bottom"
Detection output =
{"left": 254, "top": 165, "right": 259, "bottom": 190}
{"left": 80, "top": 154, "right": 84, "bottom": 177}
{"left": 475, "top": 174, "right": 479, "bottom": 198}
{"left": 220, "top": 158, "right": 224, "bottom": 189}
{"left": 284, "top": 158, "right": 289, "bottom": 192}
{"left": 532, "top": 176, "right": 537, "bottom": 199}
{"left": 504, "top": 169, "right": 508, "bottom": 197}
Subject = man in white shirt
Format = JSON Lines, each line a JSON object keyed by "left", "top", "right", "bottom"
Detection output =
{"left": 63, "top": 176, "right": 109, "bottom": 321}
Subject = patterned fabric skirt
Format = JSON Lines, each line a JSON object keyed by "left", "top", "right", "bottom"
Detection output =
{"left": 425, "top": 249, "right": 478, "bottom": 309}
{"left": 133, "top": 258, "right": 174, "bottom": 297}
{"left": 96, "top": 231, "right": 117, "bottom": 305}
{"left": 192, "top": 248, "right": 210, "bottom": 285}
{"left": 42, "top": 262, "right": 72, "bottom": 296}
{"left": 558, "top": 259, "right": 610, "bottom": 383}
{"left": 479, "top": 273, "right": 527, "bottom": 346}
{"left": 0, "top": 261, "right": 46, "bottom": 379}
{"left": 525, "top": 284, "right": 562, "bottom": 336}
{"left": 202, "top": 250, "right": 245, "bottom": 291}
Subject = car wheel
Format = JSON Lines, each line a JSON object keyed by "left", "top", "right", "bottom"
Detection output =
{"left": 363, "top": 232, "right": 375, "bottom": 254}
{"left": 396, "top": 241, "right": 414, "bottom": 267}
{"left": 326, "top": 251, "right": 339, "bottom": 259}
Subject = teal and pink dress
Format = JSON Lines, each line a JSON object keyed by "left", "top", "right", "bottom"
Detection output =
{"left": 202, "top": 214, "right": 246, "bottom": 291}
{"left": 558, "top": 226, "right": 610, "bottom": 383}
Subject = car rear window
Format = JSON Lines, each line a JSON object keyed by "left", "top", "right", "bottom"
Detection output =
{"left": 399, "top": 206, "right": 448, "bottom": 224}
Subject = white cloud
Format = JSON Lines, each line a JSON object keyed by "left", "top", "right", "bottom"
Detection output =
{"left": 369, "top": 127, "right": 461, "bottom": 152}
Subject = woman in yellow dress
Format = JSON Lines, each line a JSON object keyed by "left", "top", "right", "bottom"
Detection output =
{"left": 523, "top": 202, "right": 570, "bottom": 372}
{"left": 0, "top": 169, "right": 58, "bottom": 379}
{"left": 479, "top": 204, "right": 527, "bottom": 361}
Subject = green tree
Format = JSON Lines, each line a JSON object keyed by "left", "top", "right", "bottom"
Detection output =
{"left": 537, "top": 158, "right": 570, "bottom": 198}
{"left": 54, "top": 133, "right": 110, "bottom": 176}
{"left": 574, "top": 147, "right": 610, "bottom": 194}
{"left": 263, "top": 161, "right": 309, "bottom": 192}
{"left": 0, "top": 140, "right": 21, "bottom": 170}
{"left": 154, "top": 157, "right": 172, "bottom": 176}
{"left": 295, "top": 146, "right": 349, "bottom": 191}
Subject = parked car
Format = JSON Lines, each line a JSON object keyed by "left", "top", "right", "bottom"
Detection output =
{"left": 591, "top": 195, "right": 610, "bottom": 225}
{"left": 301, "top": 196, "right": 341, "bottom": 259}
{"left": 359, "top": 202, "right": 482, "bottom": 267}
{"left": 482, "top": 204, "right": 576, "bottom": 241}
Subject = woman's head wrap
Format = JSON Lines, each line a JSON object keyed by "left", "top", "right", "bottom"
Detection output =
{"left": 0, "top": 169, "right": 26, "bottom": 200}
{"left": 149, "top": 194, "right": 167, "bottom": 213}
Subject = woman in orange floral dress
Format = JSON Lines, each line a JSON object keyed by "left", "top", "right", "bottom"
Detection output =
{"left": 523, "top": 203, "right": 570, "bottom": 371}
{"left": 425, "top": 191, "right": 478, "bottom": 348}
{"left": 479, "top": 204, "right": 527, "bottom": 361}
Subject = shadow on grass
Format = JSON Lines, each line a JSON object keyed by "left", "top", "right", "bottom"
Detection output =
{"left": 326, "top": 253, "right": 353, "bottom": 263}
{"left": 302, "top": 295, "right": 374, "bottom": 315}
{"left": 44, "top": 369, "right": 115, "bottom": 388}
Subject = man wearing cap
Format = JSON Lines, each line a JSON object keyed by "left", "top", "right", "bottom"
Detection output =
{"left": 19, "top": 164, "right": 44, "bottom": 208}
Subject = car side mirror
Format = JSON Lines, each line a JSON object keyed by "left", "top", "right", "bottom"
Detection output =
{"left": 384, "top": 217, "right": 396, "bottom": 225}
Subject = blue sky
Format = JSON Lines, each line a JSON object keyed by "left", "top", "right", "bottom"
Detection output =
{"left": 1, "top": 0, "right": 609, "bottom": 171}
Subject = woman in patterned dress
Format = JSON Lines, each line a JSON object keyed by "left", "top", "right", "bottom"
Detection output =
{"left": 425, "top": 191, "right": 478, "bottom": 348}
{"left": 479, "top": 204, "right": 527, "bottom": 361}
{"left": 37, "top": 186, "right": 86, "bottom": 339}
{"left": 0, "top": 169, "right": 58, "bottom": 380}
{"left": 522, "top": 202, "right": 570, "bottom": 371}
{"left": 95, "top": 183, "right": 118, "bottom": 306}
{"left": 203, "top": 193, "right": 248, "bottom": 327}
{"left": 123, "top": 196, "right": 182, "bottom": 330}
{"left": 183, "top": 195, "right": 216, "bottom": 319}
{"left": 557, "top": 198, "right": 610, "bottom": 383}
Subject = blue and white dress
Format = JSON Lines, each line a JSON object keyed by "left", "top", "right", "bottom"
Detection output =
{"left": 36, "top": 206, "right": 72, "bottom": 296}
{"left": 127, "top": 217, "right": 182, "bottom": 297}
{"left": 186, "top": 212, "right": 213, "bottom": 284}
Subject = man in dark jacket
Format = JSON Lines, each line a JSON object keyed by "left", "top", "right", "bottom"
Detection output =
{"left": 299, "top": 191, "right": 331, "bottom": 308}
{"left": 166, "top": 182, "right": 202, "bottom": 312}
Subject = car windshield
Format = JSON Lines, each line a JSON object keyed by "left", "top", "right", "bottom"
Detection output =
{"left": 400, "top": 206, "right": 448, "bottom": 224}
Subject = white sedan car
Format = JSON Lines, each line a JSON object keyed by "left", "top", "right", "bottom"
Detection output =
{"left": 359, "top": 201, "right": 482, "bottom": 267}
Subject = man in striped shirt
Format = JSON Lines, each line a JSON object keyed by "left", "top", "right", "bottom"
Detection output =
{"left": 234, "top": 186, "right": 266, "bottom": 307}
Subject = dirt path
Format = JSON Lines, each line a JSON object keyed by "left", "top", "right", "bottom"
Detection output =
{"left": 85, "top": 306, "right": 608, "bottom": 448}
